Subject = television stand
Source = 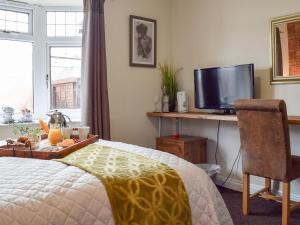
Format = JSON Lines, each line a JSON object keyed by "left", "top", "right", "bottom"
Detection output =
{"left": 147, "top": 112, "right": 300, "bottom": 137}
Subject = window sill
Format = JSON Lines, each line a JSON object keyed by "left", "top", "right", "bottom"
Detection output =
{"left": 0, "top": 119, "right": 81, "bottom": 127}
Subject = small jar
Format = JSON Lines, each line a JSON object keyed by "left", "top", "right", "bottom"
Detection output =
{"left": 48, "top": 124, "right": 63, "bottom": 146}
{"left": 28, "top": 134, "right": 40, "bottom": 150}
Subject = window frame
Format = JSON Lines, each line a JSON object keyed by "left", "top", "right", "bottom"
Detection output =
{"left": 0, "top": 3, "right": 35, "bottom": 116}
{"left": 0, "top": 3, "right": 83, "bottom": 121}
{"left": 46, "top": 6, "right": 82, "bottom": 121}
{"left": 47, "top": 43, "right": 82, "bottom": 121}
{"left": 46, "top": 6, "right": 83, "bottom": 41}
{"left": 0, "top": 3, "right": 33, "bottom": 37}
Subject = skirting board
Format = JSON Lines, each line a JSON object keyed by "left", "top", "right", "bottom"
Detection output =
{"left": 215, "top": 175, "right": 300, "bottom": 202}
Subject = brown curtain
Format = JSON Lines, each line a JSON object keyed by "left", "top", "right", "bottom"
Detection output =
{"left": 81, "top": 0, "right": 110, "bottom": 139}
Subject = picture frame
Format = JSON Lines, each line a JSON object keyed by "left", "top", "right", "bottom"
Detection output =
{"left": 271, "top": 12, "right": 300, "bottom": 84}
{"left": 129, "top": 15, "right": 157, "bottom": 68}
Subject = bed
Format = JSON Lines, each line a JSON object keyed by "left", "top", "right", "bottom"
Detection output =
{"left": 0, "top": 140, "right": 233, "bottom": 225}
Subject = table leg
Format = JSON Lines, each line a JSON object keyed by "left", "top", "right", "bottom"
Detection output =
{"left": 158, "top": 117, "right": 162, "bottom": 137}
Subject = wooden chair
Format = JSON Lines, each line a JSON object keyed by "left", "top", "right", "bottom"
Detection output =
{"left": 235, "top": 99, "right": 300, "bottom": 225}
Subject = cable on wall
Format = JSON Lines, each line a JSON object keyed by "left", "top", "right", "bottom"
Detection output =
{"left": 214, "top": 120, "right": 221, "bottom": 165}
{"left": 220, "top": 146, "right": 241, "bottom": 187}
{"left": 235, "top": 147, "right": 242, "bottom": 178}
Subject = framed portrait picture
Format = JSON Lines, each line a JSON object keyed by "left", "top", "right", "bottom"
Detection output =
{"left": 130, "top": 15, "right": 157, "bottom": 68}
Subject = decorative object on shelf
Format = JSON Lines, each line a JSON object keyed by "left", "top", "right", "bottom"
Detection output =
{"left": 2, "top": 106, "right": 15, "bottom": 124}
{"left": 153, "top": 95, "right": 162, "bottom": 112}
{"left": 271, "top": 12, "right": 300, "bottom": 84}
{"left": 18, "top": 108, "right": 33, "bottom": 123}
{"left": 129, "top": 15, "right": 157, "bottom": 68}
{"left": 47, "top": 110, "right": 71, "bottom": 128}
{"left": 177, "top": 91, "right": 189, "bottom": 113}
{"left": 162, "top": 95, "right": 169, "bottom": 112}
{"left": 159, "top": 63, "right": 182, "bottom": 112}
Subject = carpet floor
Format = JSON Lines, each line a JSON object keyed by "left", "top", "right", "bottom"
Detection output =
{"left": 218, "top": 186, "right": 300, "bottom": 225}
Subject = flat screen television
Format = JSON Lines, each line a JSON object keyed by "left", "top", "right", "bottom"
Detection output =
{"left": 194, "top": 64, "right": 254, "bottom": 113}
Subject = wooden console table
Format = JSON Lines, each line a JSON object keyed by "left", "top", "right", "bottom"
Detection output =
{"left": 147, "top": 112, "right": 300, "bottom": 136}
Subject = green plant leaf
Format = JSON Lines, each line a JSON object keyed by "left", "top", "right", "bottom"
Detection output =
{"left": 159, "top": 63, "right": 182, "bottom": 105}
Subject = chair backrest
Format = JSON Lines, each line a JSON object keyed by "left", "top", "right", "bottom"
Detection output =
{"left": 235, "top": 99, "right": 291, "bottom": 181}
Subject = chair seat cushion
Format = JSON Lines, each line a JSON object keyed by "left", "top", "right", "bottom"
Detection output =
{"left": 290, "top": 155, "right": 300, "bottom": 181}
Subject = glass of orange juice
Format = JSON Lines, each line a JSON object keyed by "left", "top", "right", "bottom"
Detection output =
{"left": 48, "top": 124, "right": 63, "bottom": 146}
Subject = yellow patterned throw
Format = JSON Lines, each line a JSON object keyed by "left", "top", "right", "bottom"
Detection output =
{"left": 56, "top": 143, "right": 192, "bottom": 225}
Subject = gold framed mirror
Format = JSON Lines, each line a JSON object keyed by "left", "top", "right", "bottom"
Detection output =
{"left": 271, "top": 13, "right": 300, "bottom": 84}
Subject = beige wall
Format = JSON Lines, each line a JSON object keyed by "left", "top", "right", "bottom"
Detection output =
{"left": 104, "top": 0, "right": 171, "bottom": 147}
{"left": 171, "top": 0, "right": 300, "bottom": 112}
{"left": 170, "top": 0, "right": 300, "bottom": 197}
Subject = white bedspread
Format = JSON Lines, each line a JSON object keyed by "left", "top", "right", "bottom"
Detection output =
{"left": 0, "top": 140, "right": 233, "bottom": 225}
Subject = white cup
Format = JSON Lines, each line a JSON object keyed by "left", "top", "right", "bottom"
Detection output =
{"left": 78, "top": 127, "right": 90, "bottom": 141}
{"left": 62, "top": 127, "right": 72, "bottom": 139}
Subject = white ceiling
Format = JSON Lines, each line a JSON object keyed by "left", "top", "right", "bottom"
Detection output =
{"left": 12, "top": 0, "right": 82, "bottom": 6}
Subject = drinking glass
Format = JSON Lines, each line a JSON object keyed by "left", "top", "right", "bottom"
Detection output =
{"left": 48, "top": 124, "right": 63, "bottom": 146}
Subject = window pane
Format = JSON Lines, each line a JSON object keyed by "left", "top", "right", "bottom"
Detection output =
{"left": 0, "top": 9, "right": 30, "bottom": 33}
{"left": 0, "top": 10, "right": 4, "bottom": 20}
{"left": 17, "top": 12, "right": 28, "bottom": 23}
{"left": 76, "top": 24, "right": 82, "bottom": 36}
{"left": 17, "top": 22, "right": 28, "bottom": 33}
{"left": 6, "top": 11, "right": 16, "bottom": 21}
{"left": 55, "top": 12, "right": 65, "bottom": 24}
{"left": 0, "top": 40, "right": 33, "bottom": 112}
{"left": 76, "top": 12, "right": 83, "bottom": 24}
{"left": 47, "top": 24, "right": 55, "bottom": 36}
{"left": 55, "top": 24, "right": 65, "bottom": 36}
{"left": 0, "top": 20, "right": 4, "bottom": 30}
{"left": 47, "top": 11, "right": 83, "bottom": 37}
{"left": 47, "top": 11, "right": 55, "bottom": 24}
{"left": 66, "top": 12, "right": 76, "bottom": 24}
{"left": 50, "top": 47, "right": 81, "bottom": 109}
{"left": 6, "top": 21, "right": 16, "bottom": 31}
{"left": 66, "top": 24, "right": 76, "bottom": 36}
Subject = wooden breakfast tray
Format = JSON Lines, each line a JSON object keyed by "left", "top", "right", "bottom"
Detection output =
{"left": 0, "top": 134, "right": 99, "bottom": 160}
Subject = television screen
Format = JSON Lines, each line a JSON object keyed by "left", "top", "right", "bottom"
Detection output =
{"left": 194, "top": 64, "right": 254, "bottom": 110}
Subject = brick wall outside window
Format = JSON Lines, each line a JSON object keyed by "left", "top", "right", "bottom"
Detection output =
{"left": 51, "top": 77, "right": 80, "bottom": 109}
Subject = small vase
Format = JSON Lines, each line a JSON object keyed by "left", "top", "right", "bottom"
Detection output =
{"left": 154, "top": 96, "right": 162, "bottom": 112}
{"left": 162, "top": 96, "right": 169, "bottom": 112}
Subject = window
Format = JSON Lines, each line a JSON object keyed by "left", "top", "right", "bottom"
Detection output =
{"left": 50, "top": 47, "right": 81, "bottom": 110}
{"left": 0, "top": 8, "right": 30, "bottom": 33}
{"left": 47, "top": 11, "right": 83, "bottom": 37}
{"left": 0, "top": 39, "right": 33, "bottom": 111}
{"left": 0, "top": 4, "right": 82, "bottom": 121}
{"left": 47, "top": 10, "right": 83, "bottom": 118}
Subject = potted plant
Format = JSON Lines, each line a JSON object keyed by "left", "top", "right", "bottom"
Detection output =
{"left": 159, "top": 63, "right": 182, "bottom": 112}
